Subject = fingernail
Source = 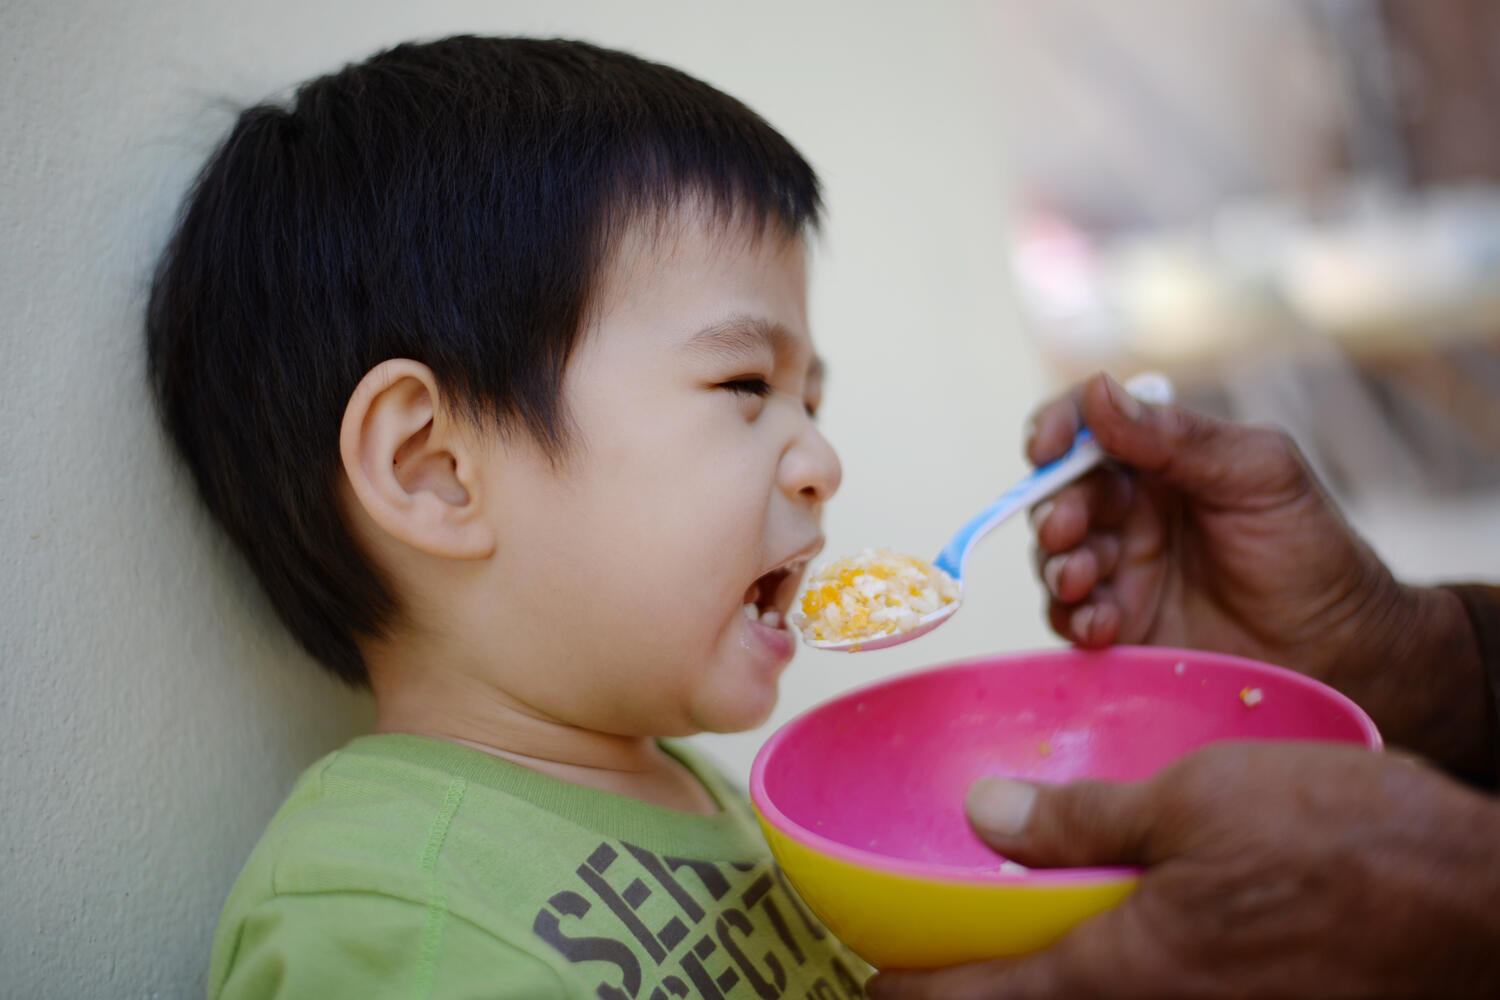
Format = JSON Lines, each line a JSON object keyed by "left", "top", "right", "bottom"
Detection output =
{"left": 1071, "top": 604, "right": 1096, "bottom": 642}
{"left": 1043, "top": 555, "right": 1067, "bottom": 596}
{"left": 1029, "top": 500, "right": 1055, "bottom": 530}
{"left": 968, "top": 776, "right": 1038, "bottom": 837}
{"left": 1104, "top": 373, "right": 1143, "bottom": 421}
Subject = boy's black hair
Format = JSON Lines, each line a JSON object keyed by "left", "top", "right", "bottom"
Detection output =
{"left": 146, "top": 36, "right": 822, "bottom": 686}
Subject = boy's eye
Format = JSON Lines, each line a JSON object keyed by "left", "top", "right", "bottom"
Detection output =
{"left": 720, "top": 377, "right": 773, "bottom": 398}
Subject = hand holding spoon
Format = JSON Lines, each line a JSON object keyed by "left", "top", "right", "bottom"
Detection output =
{"left": 800, "top": 373, "right": 1174, "bottom": 652}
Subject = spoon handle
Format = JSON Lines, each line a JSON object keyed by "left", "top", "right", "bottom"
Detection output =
{"left": 933, "top": 373, "right": 1175, "bottom": 582}
{"left": 933, "top": 430, "right": 1103, "bottom": 580}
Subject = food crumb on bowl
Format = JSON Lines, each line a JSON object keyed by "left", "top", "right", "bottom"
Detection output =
{"left": 1037, "top": 740, "right": 1052, "bottom": 757}
{"left": 1240, "top": 686, "right": 1264, "bottom": 707}
{"left": 788, "top": 548, "right": 959, "bottom": 643}
{"left": 1173, "top": 661, "right": 1186, "bottom": 676}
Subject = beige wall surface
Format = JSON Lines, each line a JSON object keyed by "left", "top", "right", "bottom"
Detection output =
{"left": 3, "top": 1, "right": 1497, "bottom": 997}
{"left": 0, "top": 2, "right": 1050, "bottom": 995}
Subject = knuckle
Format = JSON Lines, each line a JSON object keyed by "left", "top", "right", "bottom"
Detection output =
{"left": 1253, "top": 425, "right": 1301, "bottom": 466}
{"left": 1045, "top": 781, "right": 1115, "bottom": 856}
{"left": 1155, "top": 403, "right": 1210, "bottom": 448}
{"left": 1247, "top": 425, "right": 1314, "bottom": 493}
{"left": 1089, "top": 532, "right": 1120, "bottom": 572}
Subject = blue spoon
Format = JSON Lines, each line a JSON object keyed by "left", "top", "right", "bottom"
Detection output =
{"left": 805, "top": 373, "right": 1174, "bottom": 652}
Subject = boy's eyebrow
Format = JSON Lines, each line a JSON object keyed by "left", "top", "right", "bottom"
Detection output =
{"left": 682, "top": 314, "right": 826, "bottom": 379}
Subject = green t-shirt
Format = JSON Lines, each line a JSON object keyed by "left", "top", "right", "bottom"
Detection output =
{"left": 208, "top": 734, "right": 868, "bottom": 999}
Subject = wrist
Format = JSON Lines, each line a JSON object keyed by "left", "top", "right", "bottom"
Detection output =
{"left": 1338, "top": 582, "right": 1489, "bottom": 780}
{"left": 1383, "top": 768, "right": 1500, "bottom": 990}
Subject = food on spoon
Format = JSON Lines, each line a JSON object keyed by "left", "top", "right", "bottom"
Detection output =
{"left": 788, "top": 548, "right": 959, "bottom": 644}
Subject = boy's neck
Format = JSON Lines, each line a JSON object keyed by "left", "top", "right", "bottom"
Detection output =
{"left": 368, "top": 657, "right": 720, "bottom": 815}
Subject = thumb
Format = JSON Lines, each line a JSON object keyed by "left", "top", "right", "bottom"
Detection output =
{"left": 966, "top": 775, "right": 1154, "bottom": 869}
{"left": 1081, "top": 373, "right": 1307, "bottom": 506}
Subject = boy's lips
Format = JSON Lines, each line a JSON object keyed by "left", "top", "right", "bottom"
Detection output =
{"left": 742, "top": 612, "right": 796, "bottom": 664}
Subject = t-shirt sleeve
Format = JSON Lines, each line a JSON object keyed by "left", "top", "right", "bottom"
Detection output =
{"left": 1446, "top": 583, "right": 1500, "bottom": 790}
{"left": 212, "top": 891, "right": 576, "bottom": 1000}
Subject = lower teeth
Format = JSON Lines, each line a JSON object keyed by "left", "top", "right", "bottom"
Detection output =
{"left": 741, "top": 603, "right": 784, "bottom": 629}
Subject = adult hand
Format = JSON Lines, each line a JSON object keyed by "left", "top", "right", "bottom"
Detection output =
{"left": 1027, "top": 373, "right": 1485, "bottom": 776}
{"left": 868, "top": 741, "right": 1500, "bottom": 999}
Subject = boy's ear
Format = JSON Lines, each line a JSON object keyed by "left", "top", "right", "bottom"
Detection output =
{"left": 339, "top": 359, "right": 495, "bottom": 560}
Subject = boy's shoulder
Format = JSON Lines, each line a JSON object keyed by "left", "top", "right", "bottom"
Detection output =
{"left": 209, "top": 735, "right": 868, "bottom": 999}
{"left": 231, "top": 735, "right": 765, "bottom": 901}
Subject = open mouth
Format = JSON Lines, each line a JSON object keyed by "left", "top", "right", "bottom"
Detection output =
{"left": 741, "top": 559, "right": 809, "bottom": 630}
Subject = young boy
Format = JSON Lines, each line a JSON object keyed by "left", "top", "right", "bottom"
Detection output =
{"left": 148, "top": 35, "right": 864, "bottom": 1000}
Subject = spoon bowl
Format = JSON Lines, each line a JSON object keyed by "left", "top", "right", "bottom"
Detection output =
{"left": 802, "top": 600, "right": 959, "bottom": 652}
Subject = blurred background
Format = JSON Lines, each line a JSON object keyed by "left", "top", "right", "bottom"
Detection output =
{"left": 1, "top": 0, "right": 1496, "bottom": 995}
{"left": 994, "top": 0, "right": 1500, "bottom": 503}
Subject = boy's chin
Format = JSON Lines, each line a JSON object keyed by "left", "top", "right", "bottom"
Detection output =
{"left": 689, "top": 687, "right": 779, "bottom": 735}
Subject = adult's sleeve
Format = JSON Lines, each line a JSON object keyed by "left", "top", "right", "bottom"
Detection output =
{"left": 1445, "top": 584, "right": 1500, "bottom": 791}
{"left": 212, "top": 891, "right": 576, "bottom": 1000}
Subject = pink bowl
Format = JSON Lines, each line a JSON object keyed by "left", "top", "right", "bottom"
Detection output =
{"left": 753, "top": 646, "right": 1382, "bottom": 884}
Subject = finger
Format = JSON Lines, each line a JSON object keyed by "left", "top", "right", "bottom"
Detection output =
{"left": 868, "top": 957, "right": 1024, "bottom": 1000}
{"left": 1032, "top": 480, "right": 1087, "bottom": 554}
{"left": 1079, "top": 374, "right": 1311, "bottom": 506}
{"left": 873, "top": 900, "right": 1168, "bottom": 1000}
{"left": 1074, "top": 601, "right": 1121, "bottom": 647}
{"left": 1086, "top": 465, "right": 1136, "bottom": 529}
{"left": 1039, "top": 534, "right": 1122, "bottom": 604}
{"left": 967, "top": 774, "right": 1153, "bottom": 868}
{"left": 1033, "top": 468, "right": 1134, "bottom": 554}
{"left": 1046, "top": 589, "right": 1122, "bottom": 648}
{"left": 1044, "top": 594, "right": 1073, "bottom": 643}
{"left": 1025, "top": 388, "right": 1085, "bottom": 466}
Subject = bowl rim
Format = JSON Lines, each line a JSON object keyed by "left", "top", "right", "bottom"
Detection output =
{"left": 750, "top": 645, "right": 1382, "bottom": 886}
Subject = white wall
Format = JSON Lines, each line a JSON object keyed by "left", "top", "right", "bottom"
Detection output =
{"left": 4, "top": 2, "right": 1496, "bottom": 997}
{"left": 0, "top": 2, "right": 1051, "bottom": 995}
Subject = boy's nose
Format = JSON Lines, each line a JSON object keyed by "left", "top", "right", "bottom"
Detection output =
{"left": 780, "top": 422, "right": 842, "bottom": 504}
